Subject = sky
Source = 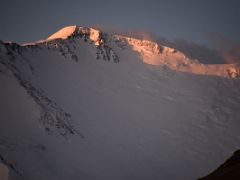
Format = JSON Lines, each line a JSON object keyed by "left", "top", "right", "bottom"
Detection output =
{"left": 0, "top": 0, "right": 240, "bottom": 48}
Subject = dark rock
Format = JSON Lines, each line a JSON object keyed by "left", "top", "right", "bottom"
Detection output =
{"left": 199, "top": 150, "right": 240, "bottom": 180}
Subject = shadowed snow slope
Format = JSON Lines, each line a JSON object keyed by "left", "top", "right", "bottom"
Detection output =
{"left": 0, "top": 25, "right": 240, "bottom": 180}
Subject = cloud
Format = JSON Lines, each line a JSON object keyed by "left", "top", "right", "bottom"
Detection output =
{"left": 156, "top": 38, "right": 225, "bottom": 64}
{"left": 207, "top": 32, "right": 240, "bottom": 63}
{"left": 92, "top": 25, "right": 156, "bottom": 41}
{"left": 220, "top": 47, "right": 240, "bottom": 64}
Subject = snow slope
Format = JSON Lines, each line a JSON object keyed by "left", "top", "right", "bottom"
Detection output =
{"left": 0, "top": 26, "right": 240, "bottom": 180}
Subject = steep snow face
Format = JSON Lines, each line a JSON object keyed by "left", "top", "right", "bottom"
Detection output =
{"left": 47, "top": 26, "right": 102, "bottom": 46}
{"left": 1, "top": 26, "right": 240, "bottom": 180}
{"left": 47, "top": 25, "right": 78, "bottom": 40}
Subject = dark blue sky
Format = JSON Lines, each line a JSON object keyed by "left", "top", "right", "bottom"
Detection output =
{"left": 0, "top": 0, "right": 240, "bottom": 47}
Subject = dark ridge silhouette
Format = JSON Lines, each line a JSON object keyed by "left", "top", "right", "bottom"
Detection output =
{"left": 199, "top": 150, "right": 240, "bottom": 180}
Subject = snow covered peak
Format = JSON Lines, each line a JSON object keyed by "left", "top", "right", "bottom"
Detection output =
{"left": 47, "top": 25, "right": 103, "bottom": 45}
{"left": 46, "top": 26, "right": 185, "bottom": 59}
{"left": 47, "top": 25, "right": 78, "bottom": 40}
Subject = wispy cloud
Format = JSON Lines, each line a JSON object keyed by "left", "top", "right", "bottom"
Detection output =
{"left": 208, "top": 32, "right": 240, "bottom": 63}
{"left": 159, "top": 39, "right": 225, "bottom": 64}
{"left": 92, "top": 25, "right": 156, "bottom": 41}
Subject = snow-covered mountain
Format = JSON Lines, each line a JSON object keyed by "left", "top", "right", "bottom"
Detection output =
{"left": 0, "top": 25, "right": 240, "bottom": 180}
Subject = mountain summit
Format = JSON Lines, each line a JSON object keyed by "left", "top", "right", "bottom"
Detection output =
{"left": 1, "top": 25, "right": 240, "bottom": 180}
{"left": 43, "top": 25, "right": 240, "bottom": 78}
{"left": 47, "top": 25, "right": 102, "bottom": 45}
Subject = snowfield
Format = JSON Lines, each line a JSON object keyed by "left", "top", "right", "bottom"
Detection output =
{"left": 0, "top": 26, "right": 240, "bottom": 180}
